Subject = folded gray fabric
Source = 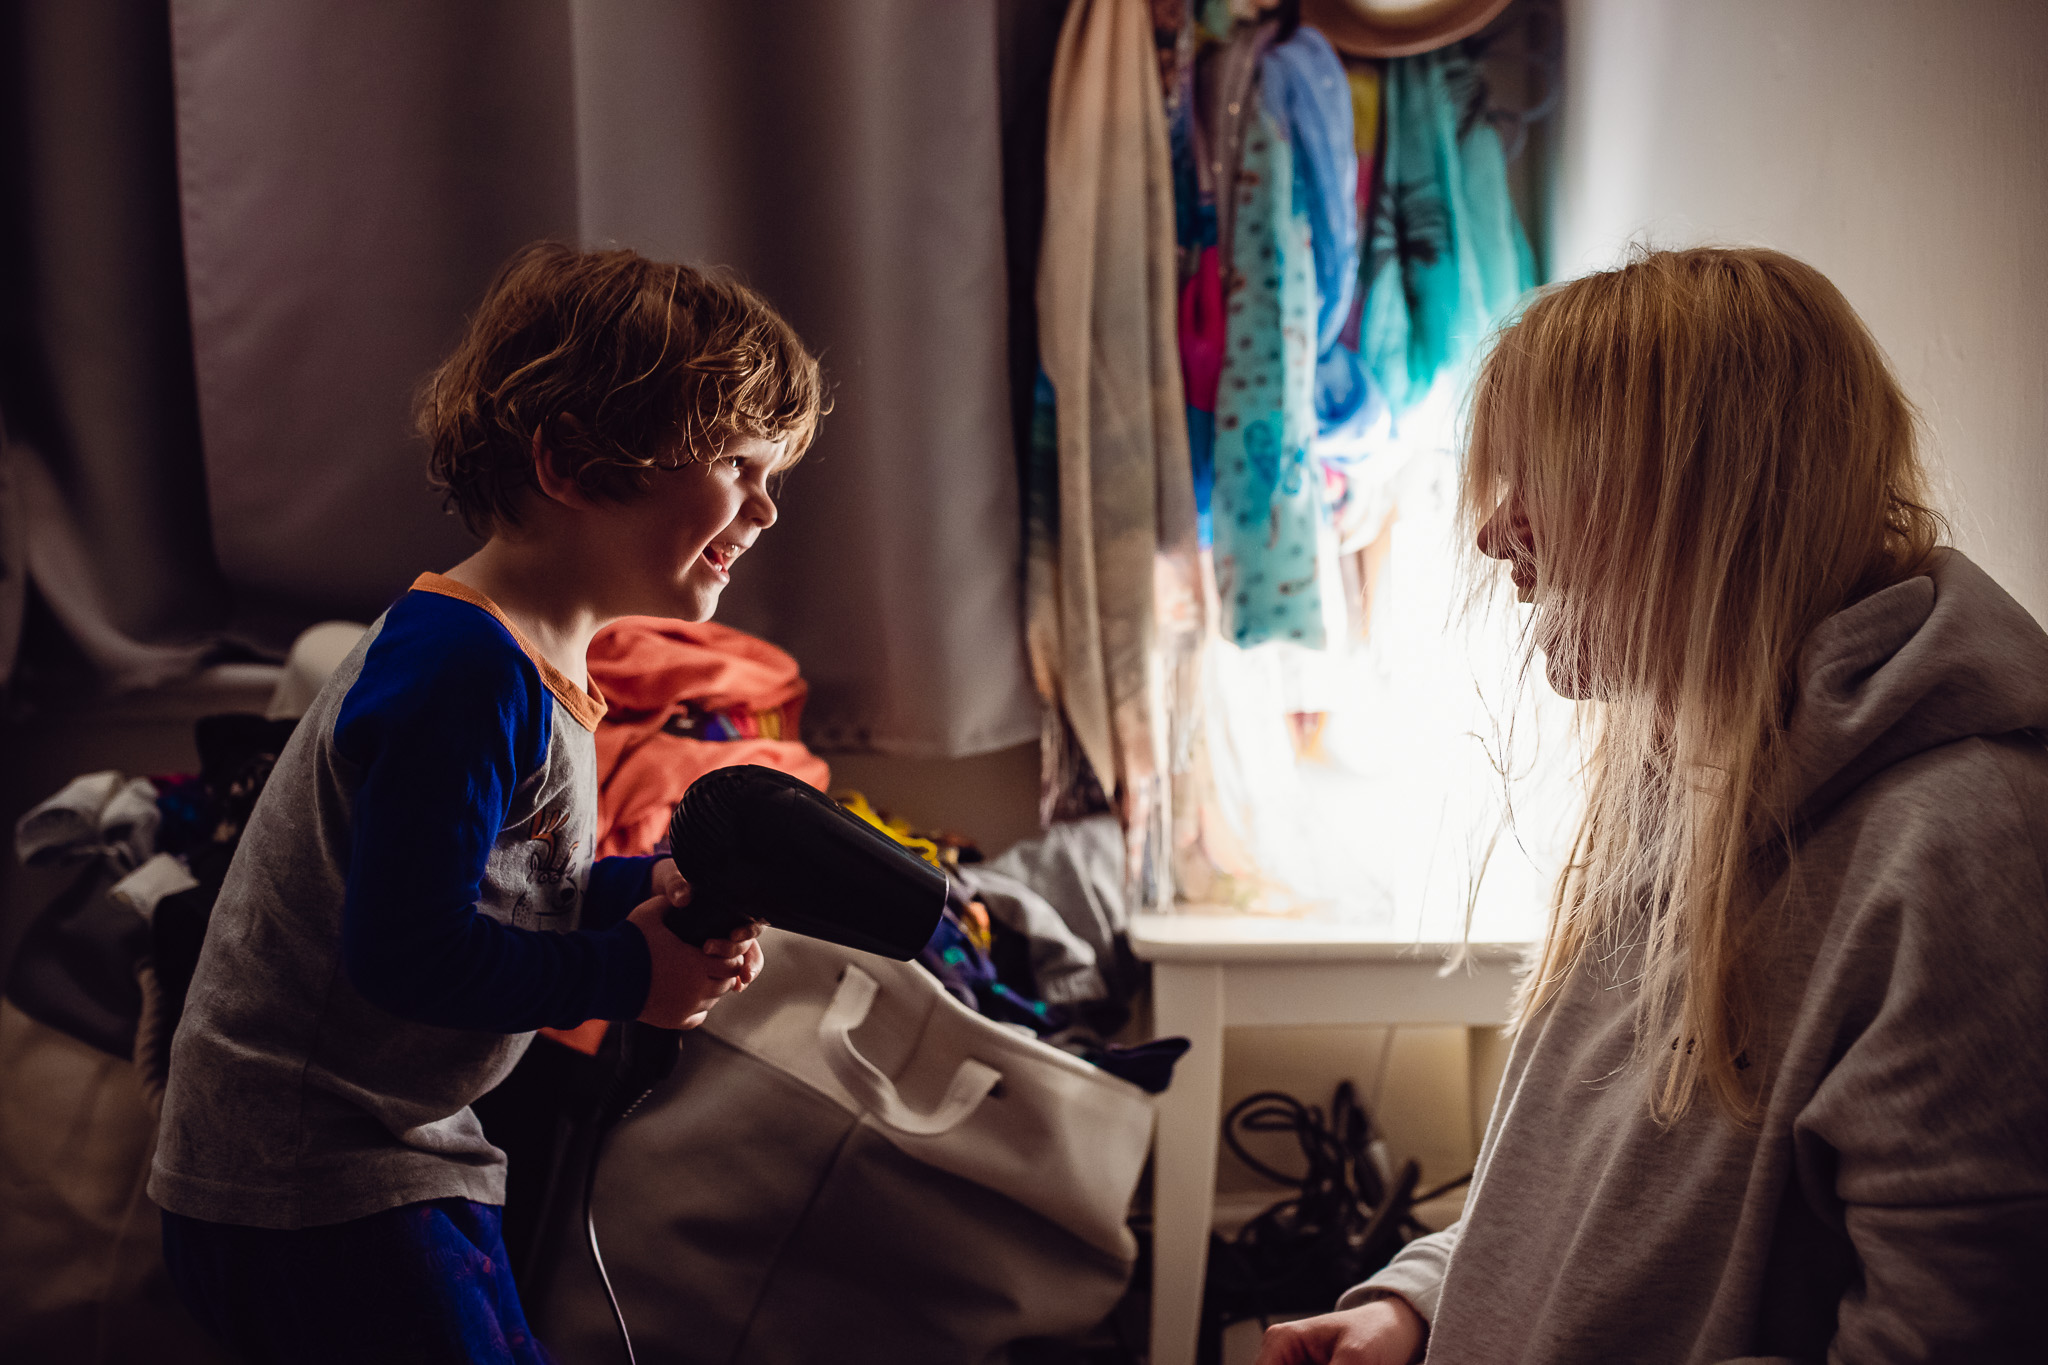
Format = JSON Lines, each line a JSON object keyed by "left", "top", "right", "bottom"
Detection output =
{"left": 14, "top": 772, "right": 159, "bottom": 871}
{"left": 109, "top": 853, "right": 201, "bottom": 921}
{"left": 97, "top": 778, "right": 161, "bottom": 867}
{"left": 986, "top": 814, "right": 1137, "bottom": 1002}
{"left": 15, "top": 772, "right": 122, "bottom": 865}
{"left": 956, "top": 867, "right": 1105, "bottom": 1005}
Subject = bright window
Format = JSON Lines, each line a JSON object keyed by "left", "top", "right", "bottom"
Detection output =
{"left": 1196, "top": 384, "right": 1579, "bottom": 944}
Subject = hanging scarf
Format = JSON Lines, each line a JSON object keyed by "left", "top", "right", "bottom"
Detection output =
{"left": 1209, "top": 36, "right": 1325, "bottom": 650}
{"left": 1258, "top": 27, "right": 1357, "bottom": 363}
{"left": 1319, "top": 64, "right": 1388, "bottom": 444}
{"left": 1171, "top": 71, "right": 1221, "bottom": 547}
{"left": 1034, "top": 0, "right": 1200, "bottom": 903}
{"left": 1360, "top": 45, "right": 1536, "bottom": 418}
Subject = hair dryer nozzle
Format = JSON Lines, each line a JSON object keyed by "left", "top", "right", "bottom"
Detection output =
{"left": 664, "top": 765, "right": 946, "bottom": 960}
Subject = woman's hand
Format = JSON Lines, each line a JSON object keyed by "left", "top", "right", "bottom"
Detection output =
{"left": 627, "top": 863, "right": 764, "bottom": 1028}
{"left": 1253, "top": 1297, "right": 1427, "bottom": 1365}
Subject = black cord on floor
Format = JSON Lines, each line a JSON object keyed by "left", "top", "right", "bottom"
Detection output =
{"left": 1205, "top": 1081, "right": 1469, "bottom": 1330}
{"left": 1414, "top": 1170, "right": 1472, "bottom": 1206}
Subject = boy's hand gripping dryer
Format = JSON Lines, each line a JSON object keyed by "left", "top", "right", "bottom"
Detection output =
{"left": 601, "top": 763, "right": 948, "bottom": 1128}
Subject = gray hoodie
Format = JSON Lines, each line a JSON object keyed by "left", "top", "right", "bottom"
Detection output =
{"left": 1345, "top": 550, "right": 2048, "bottom": 1363}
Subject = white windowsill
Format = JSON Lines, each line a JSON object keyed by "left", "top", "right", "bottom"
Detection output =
{"left": 1129, "top": 909, "right": 1530, "bottom": 963}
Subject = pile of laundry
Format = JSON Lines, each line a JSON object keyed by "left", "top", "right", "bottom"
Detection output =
{"left": 7, "top": 715, "right": 299, "bottom": 1112}
{"left": 4, "top": 617, "right": 1175, "bottom": 1105}
{"left": 589, "top": 616, "right": 1181, "bottom": 1091}
{"left": 842, "top": 794, "right": 1187, "bottom": 1093}
{"left": 0, "top": 717, "right": 299, "bottom": 1365}
{"left": 585, "top": 615, "right": 829, "bottom": 860}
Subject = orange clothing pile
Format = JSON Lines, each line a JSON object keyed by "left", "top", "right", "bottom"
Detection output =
{"left": 587, "top": 617, "right": 830, "bottom": 858}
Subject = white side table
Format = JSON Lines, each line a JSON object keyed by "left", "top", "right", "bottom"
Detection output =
{"left": 1129, "top": 913, "right": 1523, "bottom": 1365}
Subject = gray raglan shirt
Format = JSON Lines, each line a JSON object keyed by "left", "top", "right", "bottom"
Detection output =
{"left": 150, "top": 576, "right": 656, "bottom": 1229}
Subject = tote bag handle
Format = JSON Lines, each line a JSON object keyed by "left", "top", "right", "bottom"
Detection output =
{"left": 819, "top": 966, "right": 1002, "bottom": 1137}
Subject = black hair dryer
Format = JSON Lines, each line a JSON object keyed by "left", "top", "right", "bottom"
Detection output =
{"left": 601, "top": 765, "right": 947, "bottom": 1126}
{"left": 661, "top": 764, "right": 948, "bottom": 957}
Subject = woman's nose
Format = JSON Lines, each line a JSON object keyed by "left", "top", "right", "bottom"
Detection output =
{"left": 1478, "top": 502, "right": 1520, "bottom": 560}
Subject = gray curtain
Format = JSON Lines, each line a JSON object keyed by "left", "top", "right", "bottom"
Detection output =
{"left": 157, "top": 0, "right": 1037, "bottom": 756}
{"left": 169, "top": 0, "right": 582, "bottom": 640}
{"left": 2, "top": 0, "right": 1038, "bottom": 759}
{"left": 0, "top": 1, "right": 228, "bottom": 691}
{"left": 565, "top": 0, "right": 1036, "bottom": 754}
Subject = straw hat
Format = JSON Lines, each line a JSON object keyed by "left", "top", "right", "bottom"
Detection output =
{"left": 1301, "top": 0, "right": 1513, "bottom": 58}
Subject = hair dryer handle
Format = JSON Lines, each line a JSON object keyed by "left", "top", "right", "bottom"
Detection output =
{"left": 662, "top": 900, "right": 756, "bottom": 949}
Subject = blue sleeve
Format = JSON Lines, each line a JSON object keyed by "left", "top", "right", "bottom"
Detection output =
{"left": 585, "top": 855, "right": 662, "bottom": 930}
{"left": 334, "top": 594, "right": 651, "bottom": 1032}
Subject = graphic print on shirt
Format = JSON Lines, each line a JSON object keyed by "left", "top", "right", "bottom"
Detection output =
{"left": 518, "top": 805, "right": 581, "bottom": 924}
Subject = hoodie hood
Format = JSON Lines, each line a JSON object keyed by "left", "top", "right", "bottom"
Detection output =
{"left": 1781, "top": 549, "right": 2048, "bottom": 823}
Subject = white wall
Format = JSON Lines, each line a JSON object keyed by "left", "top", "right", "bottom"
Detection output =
{"left": 1554, "top": 0, "right": 2048, "bottom": 622}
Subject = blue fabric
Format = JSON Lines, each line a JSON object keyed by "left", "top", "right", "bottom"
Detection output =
{"left": 1170, "top": 94, "right": 1221, "bottom": 549}
{"left": 1360, "top": 47, "right": 1536, "bottom": 418}
{"left": 1258, "top": 27, "right": 1358, "bottom": 361}
{"left": 334, "top": 590, "right": 652, "bottom": 1033}
{"left": 1212, "top": 102, "right": 1326, "bottom": 648}
{"left": 1024, "top": 367, "right": 1060, "bottom": 577}
{"left": 1187, "top": 406, "right": 1216, "bottom": 545}
{"left": 1314, "top": 346, "right": 1386, "bottom": 446}
{"left": 918, "top": 907, "right": 1068, "bottom": 1035}
{"left": 584, "top": 854, "right": 661, "bottom": 931}
{"left": 162, "top": 1200, "right": 554, "bottom": 1365}
{"left": 1260, "top": 24, "right": 1384, "bottom": 442}
{"left": 1169, "top": 96, "right": 1207, "bottom": 256}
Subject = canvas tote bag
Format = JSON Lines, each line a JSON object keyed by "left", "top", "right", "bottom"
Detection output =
{"left": 538, "top": 928, "right": 1156, "bottom": 1364}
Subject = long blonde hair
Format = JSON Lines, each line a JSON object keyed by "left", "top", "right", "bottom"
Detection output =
{"left": 1465, "top": 247, "right": 1944, "bottom": 1120}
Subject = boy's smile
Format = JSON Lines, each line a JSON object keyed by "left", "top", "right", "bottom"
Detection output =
{"left": 440, "top": 432, "right": 791, "bottom": 689}
{"left": 625, "top": 434, "right": 784, "bottom": 622}
{"left": 700, "top": 540, "right": 740, "bottom": 580}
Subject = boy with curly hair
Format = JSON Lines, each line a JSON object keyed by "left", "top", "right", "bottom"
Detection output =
{"left": 150, "top": 242, "right": 824, "bottom": 1363}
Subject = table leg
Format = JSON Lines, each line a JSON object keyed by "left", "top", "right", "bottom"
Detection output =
{"left": 1149, "top": 961, "right": 1224, "bottom": 1365}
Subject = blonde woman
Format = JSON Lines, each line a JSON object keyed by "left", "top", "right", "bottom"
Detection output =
{"left": 1260, "top": 248, "right": 2048, "bottom": 1364}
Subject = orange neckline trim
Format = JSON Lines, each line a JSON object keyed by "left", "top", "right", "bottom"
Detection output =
{"left": 409, "top": 573, "right": 608, "bottom": 733}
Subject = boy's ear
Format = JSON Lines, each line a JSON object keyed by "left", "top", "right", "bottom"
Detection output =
{"left": 529, "top": 421, "right": 601, "bottom": 512}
